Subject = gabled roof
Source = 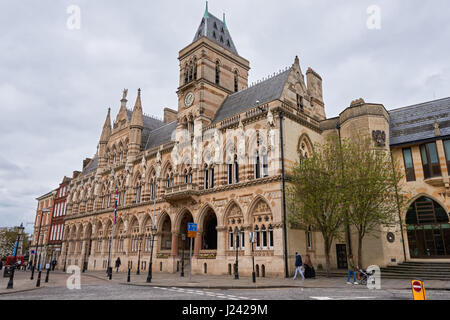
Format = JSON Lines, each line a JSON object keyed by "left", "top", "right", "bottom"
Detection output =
{"left": 213, "top": 69, "right": 291, "bottom": 123}
{"left": 144, "top": 120, "right": 177, "bottom": 150}
{"left": 389, "top": 97, "right": 450, "bottom": 146}
{"left": 80, "top": 156, "right": 98, "bottom": 177}
{"left": 126, "top": 109, "right": 165, "bottom": 149}
{"left": 193, "top": 9, "right": 238, "bottom": 55}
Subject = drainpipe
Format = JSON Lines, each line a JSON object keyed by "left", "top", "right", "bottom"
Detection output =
{"left": 279, "top": 111, "right": 289, "bottom": 278}
{"left": 390, "top": 150, "right": 407, "bottom": 262}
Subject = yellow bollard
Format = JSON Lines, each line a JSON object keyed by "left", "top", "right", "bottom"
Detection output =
{"left": 411, "top": 280, "right": 426, "bottom": 300}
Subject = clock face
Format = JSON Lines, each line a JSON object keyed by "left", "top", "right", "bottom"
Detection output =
{"left": 184, "top": 92, "right": 194, "bottom": 107}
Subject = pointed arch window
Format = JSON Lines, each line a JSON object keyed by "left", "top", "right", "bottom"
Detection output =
{"left": 234, "top": 155, "right": 239, "bottom": 183}
{"left": 297, "top": 94, "right": 303, "bottom": 111}
{"left": 254, "top": 150, "right": 261, "bottom": 179}
{"left": 215, "top": 61, "right": 220, "bottom": 85}
{"left": 261, "top": 225, "right": 267, "bottom": 248}
{"left": 193, "top": 58, "right": 197, "bottom": 80}
{"left": 254, "top": 225, "right": 260, "bottom": 249}
{"left": 262, "top": 148, "right": 268, "bottom": 177}
{"left": 135, "top": 185, "right": 142, "bottom": 204}
{"left": 234, "top": 70, "right": 239, "bottom": 92}
{"left": 229, "top": 227, "right": 234, "bottom": 249}
{"left": 268, "top": 225, "right": 274, "bottom": 248}
{"left": 306, "top": 225, "right": 313, "bottom": 250}
{"left": 240, "top": 227, "right": 245, "bottom": 249}
{"left": 204, "top": 165, "right": 209, "bottom": 189}
{"left": 209, "top": 166, "right": 214, "bottom": 188}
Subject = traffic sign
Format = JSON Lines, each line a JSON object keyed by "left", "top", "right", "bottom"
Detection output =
{"left": 187, "top": 223, "right": 197, "bottom": 232}
{"left": 411, "top": 280, "right": 426, "bottom": 300}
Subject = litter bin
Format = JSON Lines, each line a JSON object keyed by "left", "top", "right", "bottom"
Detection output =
{"left": 3, "top": 265, "right": 13, "bottom": 278}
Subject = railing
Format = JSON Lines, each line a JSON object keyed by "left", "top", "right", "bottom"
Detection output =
{"left": 220, "top": 115, "right": 240, "bottom": 129}
{"left": 245, "top": 103, "right": 269, "bottom": 119}
{"left": 165, "top": 183, "right": 199, "bottom": 194}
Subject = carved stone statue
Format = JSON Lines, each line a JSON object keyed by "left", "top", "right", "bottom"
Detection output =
{"left": 172, "top": 142, "right": 179, "bottom": 167}
{"left": 156, "top": 151, "right": 161, "bottom": 164}
{"left": 267, "top": 109, "right": 274, "bottom": 127}
{"left": 238, "top": 121, "right": 245, "bottom": 161}
{"left": 214, "top": 130, "right": 221, "bottom": 164}
{"left": 122, "top": 88, "right": 128, "bottom": 100}
{"left": 269, "top": 127, "right": 276, "bottom": 150}
{"left": 141, "top": 157, "right": 147, "bottom": 178}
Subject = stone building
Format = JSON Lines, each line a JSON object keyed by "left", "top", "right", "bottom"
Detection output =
{"left": 33, "top": 189, "right": 57, "bottom": 268}
{"left": 59, "top": 5, "right": 450, "bottom": 277}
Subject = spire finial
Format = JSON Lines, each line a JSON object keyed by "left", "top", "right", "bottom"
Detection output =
{"left": 203, "top": 1, "right": 209, "bottom": 18}
{"left": 223, "top": 13, "right": 227, "bottom": 29}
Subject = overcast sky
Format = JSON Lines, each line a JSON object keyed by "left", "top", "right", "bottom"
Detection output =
{"left": 1, "top": 0, "right": 449, "bottom": 233}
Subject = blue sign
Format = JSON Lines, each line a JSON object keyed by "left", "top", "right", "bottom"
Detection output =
{"left": 187, "top": 223, "right": 197, "bottom": 232}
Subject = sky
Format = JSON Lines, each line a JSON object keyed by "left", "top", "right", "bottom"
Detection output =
{"left": 1, "top": 0, "right": 449, "bottom": 233}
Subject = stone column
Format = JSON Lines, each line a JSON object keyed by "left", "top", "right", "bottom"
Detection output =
{"left": 216, "top": 226, "right": 226, "bottom": 257}
{"left": 171, "top": 232, "right": 179, "bottom": 256}
{"left": 193, "top": 231, "right": 202, "bottom": 257}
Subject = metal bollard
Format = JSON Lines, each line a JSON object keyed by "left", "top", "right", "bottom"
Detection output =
{"left": 36, "top": 271, "right": 42, "bottom": 287}
{"left": 45, "top": 268, "right": 50, "bottom": 283}
{"left": 127, "top": 268, "right": 131, "bottom": 283}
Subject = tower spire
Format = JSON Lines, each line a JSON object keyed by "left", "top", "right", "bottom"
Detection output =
{"left": 223, "top": 13, "right": 227, "bottom": 30}
{"left": 203, "top": 1, "right": 209, "bottom": 18}
{"left": 131, "top": 88, "right": 143, "bottom": 127}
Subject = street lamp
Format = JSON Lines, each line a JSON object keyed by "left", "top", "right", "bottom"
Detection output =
{"left": 7, "top": 223, "right": 24, "bottom": 289}
{"left": 146, "top": 225, "right": 157, "bottom": 283}
{"left": 63, "top": 240, "right": 69, "bottom": 272}
{"left": 234, "top": 227, "right": 239, "bottom": 280}
{"left": 181, "top": 233, "right": 186, "bottom": 277}
{"left": 136, "top": 235, "right": 142, "bottom": 275}
{"left": 31, "top": 208, "right": 49, "bottom": 280}
{"left": 250, "top": 231, "right": 256, "bottom": 283}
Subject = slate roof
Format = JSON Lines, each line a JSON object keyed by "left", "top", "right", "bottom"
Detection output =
{"left": 213, "top": 69, "right": 291, "bottom": 123}
{"left": 144, "top": 120, "right": 177, "bottom": 150}
{"left": 193, "top": 12, "right": 238, "bottom": 55}
{"left": 80, "top": 156, "right": 98, "bottom": 176}
{"left": 126, "top": 109, "right": 165, "bottom": 149}
{"left": 389, "top": 97, "right": 450, "bottom": 146}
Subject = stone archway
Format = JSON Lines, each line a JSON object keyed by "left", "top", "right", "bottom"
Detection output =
{"left": 177, "top": 210, "right": 194, "bottom": 252}
{"left": 201, "top": 208, "right": 217, "bottom": 250}
{"left": 406, "top": 196, "right": 450, "bottom": 258}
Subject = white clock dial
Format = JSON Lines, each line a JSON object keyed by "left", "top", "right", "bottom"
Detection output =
{"left": 184, "top": 92, "right": 194, "bottom": 107}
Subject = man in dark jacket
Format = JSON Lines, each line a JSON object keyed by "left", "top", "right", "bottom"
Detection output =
{"left": 293, "top": 252, "right": 305, "bottom": 280}
{"left": 115, "top": 257, "right": 121, "bottom": 272}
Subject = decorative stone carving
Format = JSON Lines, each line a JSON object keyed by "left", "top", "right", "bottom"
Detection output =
{"left": 372, "top": 130, "right": 386, "bottom": 147}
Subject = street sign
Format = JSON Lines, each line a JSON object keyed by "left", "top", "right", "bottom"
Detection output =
{"left": 187, "top": 223, "right": 197, "bottom": 238}
{"left": 411, "top": 280, "right": 426, "bottom": 300}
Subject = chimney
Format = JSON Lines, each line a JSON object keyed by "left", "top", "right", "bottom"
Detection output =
{"left": 72, "top": 171, "right": 81, "bottom": 179}
{"left": 164, "top": 107, "right": 178, "bottom": 124}
{"left": 83, "top": 158, "right": 92, "bottom": 169}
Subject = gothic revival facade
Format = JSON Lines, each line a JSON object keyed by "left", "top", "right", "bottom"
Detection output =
{"left": 59, "top": 5, "right": 450, "bottom": 276}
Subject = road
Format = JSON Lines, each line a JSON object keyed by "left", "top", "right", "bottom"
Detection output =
{"left": 1, "top": 282, "right": 449, "bottom": 300}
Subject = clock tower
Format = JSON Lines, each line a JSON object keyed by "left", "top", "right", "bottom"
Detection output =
{"left": 176, "top": 2, "right": 250, "bottom": 133}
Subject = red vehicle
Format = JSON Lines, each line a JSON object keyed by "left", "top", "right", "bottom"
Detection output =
{"left": 6, "top": 255, "right": 24, "bottom": 268}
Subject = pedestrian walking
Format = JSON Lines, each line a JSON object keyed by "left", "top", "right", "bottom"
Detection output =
{"left": 52, "top": 259, "right": 57, "bottom": 271}
{"left": 115, "top": 257, "right": 121, "bottom": 272}
{"left": 346, "top": 255, "right": 358, "bottom": 285}
{"left": 293, "top": 252, "right": 305, "bottom": 280}
{"left": 304, "top": 254, "right": 315, "bottom": 279}
{"left": 0, "top": 259, "right": 3, "bottom": 270}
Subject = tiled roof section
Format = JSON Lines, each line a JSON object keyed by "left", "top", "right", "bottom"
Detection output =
{"left": 193, "top": 13, "right": 238, "bottom": 55}
{"left": 126, "top": 109, "right": 165, "bottom": 149}
{"left": 80, "top": 156, "right": 98, "bottom": 176}
{"left": 319, "top": 117, "right": 339, "bottom": 131}
{"left": 389, "top": 97, "right": 450, "bottom": 146}
{"left": 213, "top": 69, "right": 291, "bottom": 123}
{"left": 144, "top": 120, "right": 177, "bottom": 150}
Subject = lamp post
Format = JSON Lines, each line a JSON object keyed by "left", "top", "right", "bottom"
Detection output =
{"left": 250, "top": 231, "right": 256, "bottom": 283}
{"left": 7, "top": 223, "right": 24, "bottom": 289}
{"left": 146, "top": 225, "right": 157, "bottom": 283}
{"left": 31, "top": 208, "right": 49, "bottom": 280}
{"left": 234, "top": 228, "right": 239, "bottom": 280}
{"left": 181, "top": 233, "right": 185, "bottom": 277}
{"left": 136, "top": 235, "right": 142, "bottom": 275}
{"left": 63, "top": 240, "right": 69, "bottom": 272}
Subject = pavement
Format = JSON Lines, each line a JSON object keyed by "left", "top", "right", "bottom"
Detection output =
{"left": 0, "top": 268, "right": 449, "bottom": 296}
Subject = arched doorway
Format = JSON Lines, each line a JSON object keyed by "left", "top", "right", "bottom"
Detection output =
{"left": 202, "top": 208, "right": 217, "bottom": 250}
{"left": 178, "top": 210, "right": 193, "bottom": 252}
{"left": 406, "top": 196, "right": 450, "bottom": 258}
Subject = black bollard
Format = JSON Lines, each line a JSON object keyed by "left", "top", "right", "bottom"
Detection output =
{"left": 127, "top": 268, "right": 131, "bottom": 283}
{"left": 45, "top": 268, "right": 50, "bottom": 283}
{"left": 36, "top": 271, "right": 42, "bottom": 287}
